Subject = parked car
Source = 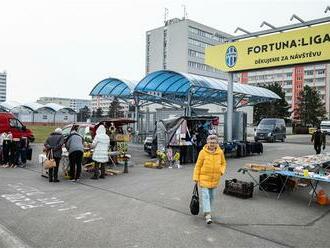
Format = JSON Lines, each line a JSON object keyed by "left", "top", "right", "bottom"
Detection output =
{"left": 144, "top": 136, "right": 153, "bottom": 154}
{"left": 0, "top": 112, "right": 34, "bottom": 142}
{"left": 254, "top": 118, "right": 286, "bottom": 142}
{"left": 62, "top": 118, "right": 136, "bottom": 141}
{"left": 320, "top": 120, "right": 330, "bottom": 134}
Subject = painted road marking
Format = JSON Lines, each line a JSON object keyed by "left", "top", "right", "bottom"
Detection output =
{"left": 1, "top": 183, "right": 103, "bottom": 224}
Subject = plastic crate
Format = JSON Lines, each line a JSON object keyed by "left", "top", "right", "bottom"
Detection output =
{"left": 223, "top": 179, "right": 254, "bottom": 199}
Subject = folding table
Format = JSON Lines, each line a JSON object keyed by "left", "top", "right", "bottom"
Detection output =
{"left": 271, "top": 170, "right": 330, "bottom": 206}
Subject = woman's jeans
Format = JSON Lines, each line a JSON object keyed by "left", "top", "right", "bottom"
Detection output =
{"left": 201, "top": 187, "right": 215, "bottom": 214}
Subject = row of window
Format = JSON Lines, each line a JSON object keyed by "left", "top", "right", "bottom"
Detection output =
{"left": 41, "top": 115, "right": 69, "bottom": 120}
{"left": 188, "top": 38, "right": 212, "bottom": 49}
{"left": 163, "top": 30, "right": 168, "bottom": 69}
{"left": 248, "top": 73, "right": 292, "bottom": 81}
{"left": 304, "top": 69, "right": 325, "bottom": 75}
{"left": 188, "top": 49, "right": 205, "bottom": 59}
{"left": 188, "top": 61, "right": 221, "bottom": 73}
{"left": 146, "top": 34, "right": 151, "bottom": 72}
{"left": 188, "top": 26, "right": 226, "bottom": 43}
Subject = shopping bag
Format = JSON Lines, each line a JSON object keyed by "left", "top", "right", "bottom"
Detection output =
{"left": 44, "top": 150, "right": 56, "bottom": 169}
{"left": 26, "top": 147, "right": 33, "bottom": 160}
{"left": 190, "top": 183, "right": 199, "bottom": 215}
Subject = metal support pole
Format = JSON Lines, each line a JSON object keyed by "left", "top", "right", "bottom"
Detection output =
{"left": 187, "top": 91, "right": 192, "bottom": 117}
{"left": 227, "top": 73, "right": 234, "bottom": 142}
{"left": 123, "top": 159, "right": 128, "bottom": 173}
{"left": 134, "top": 97, "right": 139, "bottom": 142}
{"left": 146, "top": 108, "right": 150, "bottom": 134}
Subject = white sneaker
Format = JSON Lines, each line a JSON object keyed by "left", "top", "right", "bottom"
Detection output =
{"left": 205, "top": 214, "right": 212, "bottom": 224}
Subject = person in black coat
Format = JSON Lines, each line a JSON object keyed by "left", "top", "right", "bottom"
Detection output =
{"left": 311, "top": 127, "right": 326, "bottom": 154}
{"left": 44, "top": 128, "right": 64, "bottom": 182}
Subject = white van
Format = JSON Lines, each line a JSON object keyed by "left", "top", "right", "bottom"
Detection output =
{"left": 320, "top": 120, "right": 330, "bottom": 134}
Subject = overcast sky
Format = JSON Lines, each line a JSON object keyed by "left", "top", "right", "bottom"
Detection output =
{"left": 0, "top": 0, "right": 328, "bottom": 102}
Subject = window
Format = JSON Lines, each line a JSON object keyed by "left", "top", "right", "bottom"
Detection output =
{"left": 9, "top": 119, "right": 23, "bottom": 129}
{"left": 9, "top": 119, "right": 18, "bottom": 128}
{"left": 42, "top": 115, "right": 48, "bottom": 120}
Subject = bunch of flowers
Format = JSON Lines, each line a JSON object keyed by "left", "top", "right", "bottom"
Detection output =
{"left": 173, "top": 152, "right": 180, "bottom": 161}
{"left": 156, "top": 150, "right": 167, "bottom": 166}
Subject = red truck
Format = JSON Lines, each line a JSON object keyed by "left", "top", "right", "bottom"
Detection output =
{"left": 0, "top": 112, "right": 35, "bottom": 142}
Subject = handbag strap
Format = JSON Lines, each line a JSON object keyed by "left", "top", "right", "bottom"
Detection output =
{"left": 48, "top": 149, "right": 53, "bottom": 159}
{"left": 193, "top": 183, "right": 199, "bottom": 197}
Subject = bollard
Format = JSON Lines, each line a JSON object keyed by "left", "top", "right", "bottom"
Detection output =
{"left": 123, "top": 159, "right": 128, "bottom": 173}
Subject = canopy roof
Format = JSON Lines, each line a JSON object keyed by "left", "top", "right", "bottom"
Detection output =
{"left": 89, "top": 70, "right": 280, "bottom": 108}
{"left": 44, "top": 103, "right": 75, "bottom": 112}
{"left": 0, "top": 101, "right": 75, "bottom": 113}
{"left": 0, "top": 101, "right": 21, "bottom": 110}
{"left": 89, "top": 78, "right": 137, "bottom": 98}
{"left": 134, "top": 70, "right": 280, "bottom": 107}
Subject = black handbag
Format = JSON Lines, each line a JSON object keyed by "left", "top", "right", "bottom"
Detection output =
{"left": 190, "top": 183, "right": 199, "bottom": 215}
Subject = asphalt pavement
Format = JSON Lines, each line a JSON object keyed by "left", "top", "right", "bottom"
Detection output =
{"left": 0, "top": 138, "right": 329, "bottom": 248}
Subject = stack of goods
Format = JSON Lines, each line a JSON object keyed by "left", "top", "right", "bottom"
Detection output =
{"left": 144, "top": 161, "right": 162, "bottom": 169}
{"left": 272, "top": 154, "right": 330, "bottom": 180}
{"left": 246, "top": 163, "right": 279, "bottom": 171}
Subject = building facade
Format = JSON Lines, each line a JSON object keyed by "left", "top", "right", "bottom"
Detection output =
{"left": 37, "top": 97, "right": 91, "bottom": 112}
{"left": 239, "top": 63, "right": 330, "bottom": 118}
{"left": 0, "top": 71, "right": 7, "bottom": 102}
{"left": 146, "top": 18, "right": 232, "bottom": 80}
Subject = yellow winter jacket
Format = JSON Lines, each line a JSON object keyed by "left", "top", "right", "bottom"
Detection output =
{"left": 193, "top": 145, "right": 226, "bottom": 188}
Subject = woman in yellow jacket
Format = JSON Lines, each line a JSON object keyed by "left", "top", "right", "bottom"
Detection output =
{"left": 193, "top": 135, "right": 226, "bottom": 224}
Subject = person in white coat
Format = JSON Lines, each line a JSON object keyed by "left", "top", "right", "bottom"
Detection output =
{"left": 91, "top": 125, "right": 110, "bottom": 179}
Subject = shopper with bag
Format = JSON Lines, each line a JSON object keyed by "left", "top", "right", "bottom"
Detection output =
{"left": 65, "top": 126, "right": 84, "bottom": 182}
{"left": 91, "top": 125, "right": 110, "bottom": 179}
{"left": 192, "top": 135, "right": 226, "bottom": 224}
{"left": 44, "top": 128, "right": 64, "bottom": 182}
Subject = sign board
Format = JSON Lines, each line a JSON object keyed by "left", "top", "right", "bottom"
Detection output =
{"left": 205, "top": 23, "right": 330, "bottom": 72}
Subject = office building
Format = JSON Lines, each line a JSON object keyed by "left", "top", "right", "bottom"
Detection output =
{"left": 0, "top": 71, "right": 7, "bottom": 102}
{"left": 146, "top": 17, "right": 233, "bottom": 80}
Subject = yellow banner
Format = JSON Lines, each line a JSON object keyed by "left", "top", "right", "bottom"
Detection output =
{"left": 205, "top": 23, "right": 330, "bottom": 72}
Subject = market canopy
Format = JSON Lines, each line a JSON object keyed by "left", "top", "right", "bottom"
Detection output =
{"left": 89, "top": 70, "right": 280, "bottom": 108}
{"left": 134, "top": 70, "right": 280, "bottom": 108}
{"left": 89, "top": 77, "right": 138, "bottom": 99}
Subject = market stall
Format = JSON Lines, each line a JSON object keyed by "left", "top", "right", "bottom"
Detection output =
{"left": 152, "top": 116, "right": 219, "bottom": 164}
{"left": 236, "top": 153, "right": 330, "bottom": 206}
{"left": 40, "top": 118, "right": 135, "bottom": 179}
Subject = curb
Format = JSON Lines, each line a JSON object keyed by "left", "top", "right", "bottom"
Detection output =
{"left": 0, "top": 223, "right": 31, "bottom": 248}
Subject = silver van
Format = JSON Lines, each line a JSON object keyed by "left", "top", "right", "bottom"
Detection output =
{"left": 320, "top": 120, "right": 330, "bottom": 134}
{"left": 254, "top": 118, "right": 286, "bottom": 142}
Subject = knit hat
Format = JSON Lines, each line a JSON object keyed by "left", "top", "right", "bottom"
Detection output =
{"left": 54, "top": 128, "right": 63, "bottom": 134}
